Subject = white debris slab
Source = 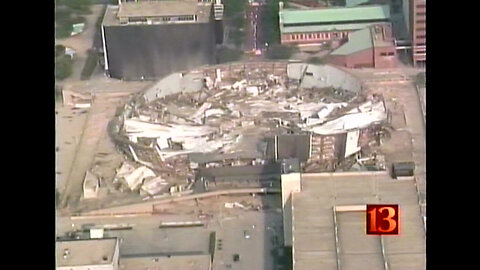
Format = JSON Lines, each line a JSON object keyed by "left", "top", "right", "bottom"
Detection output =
{"left": 83, "top": 171, "right": 99, "bottom": 199}
{"left": 344, "top": 129, "right": 362, "bottom": 158}
{"left": 124, "top": 118, "right": 217, "bottom": 139}
{"left": 204, "top": 108, "right": 225, "bottom": 118}
{"left": 123, "top": 166, "right": 156, "bottom": 191}
{"left": 141, "top": 176, "right": 167, "bottom": 196}
{"left": 310, "top": 101, "right": 387, "bottom": 135}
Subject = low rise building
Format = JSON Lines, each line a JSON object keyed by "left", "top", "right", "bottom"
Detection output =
{"left": 329, "top": 23, "right": 397, "bottom": 68}
{"left": 56, "top": 238, "right": 120, "bottom": 270}
{"left": 278, "top": 4, "right": 390, "bottom": 48}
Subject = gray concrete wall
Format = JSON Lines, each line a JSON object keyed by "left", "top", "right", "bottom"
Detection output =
{"left": 104, "top": 22, "right": 216, "bottom": 80}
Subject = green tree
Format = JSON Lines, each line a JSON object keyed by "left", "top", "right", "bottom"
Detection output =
{"left": 262, "top": 0, "right": 281, "bottom": 45}
{"left": 55, "top": 55, "right": 73, "bottom": 80}
{"left": 217, "top": 47, "right": 244, "bottom": 63}
{"left": 55, "top": 44, "right": 66, "bottom": 57}
{"left": 265, "top": 44, "right": 295, "bottom": 59}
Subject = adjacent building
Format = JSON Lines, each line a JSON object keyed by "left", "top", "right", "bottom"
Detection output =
{"left": 278, "top": 4, "right": 390, "bottom": 48}
{"left": 56, "top": 238, "right": 120, "bottom": 270}
{"left": 409, "top": 0, "right": 426, "bottom": 66}
{"left": 102, "top": 0, "right": 221, "bottom": 80}
{"left": 329, "top": 23, "right": 397, "bottom": 68}
{"left": 287, "top": 173, "right": 426, "bottom": 269}
{"left": 401, "top": 0, "right": 426, "bottom": 66}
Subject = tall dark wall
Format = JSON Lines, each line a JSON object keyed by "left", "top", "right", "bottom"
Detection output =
{"left": 104, "top": 22, "right": 216, "bottom": 80}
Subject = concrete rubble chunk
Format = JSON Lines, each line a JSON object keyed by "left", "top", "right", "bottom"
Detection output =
{"left": 83, "top": 170, "right": 100, "bottom": 199}
{"left": 141, "top": 176, "right": 168, "bottom": 196}
{"left": 123, "top": 166, "right": 156, "bottom": 191}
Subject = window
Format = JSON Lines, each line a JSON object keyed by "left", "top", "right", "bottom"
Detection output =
{"left": 129, "top": 17, "right": 147, "bottom": 23}
{"left": 416, "top": 20, "right": 426, "bottom": 24}
{"left": 416, "top": 12, "right": 426, "bottom": 16}
{"left": 416, "top": 35, "right": 426, "bottom": 39}
{"left": 416, "top": 27, "right": 426, "bottom": 31}
{"left": 387, "top": 52, "right": 394, "bottom": 56}
{"left": 292, "top": 35, "right": 296, "bottom": 40}
{"left": 380, "top": 52, "right": 388, "bottom": 56}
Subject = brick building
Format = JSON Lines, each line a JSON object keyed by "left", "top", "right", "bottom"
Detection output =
{"left": 410, "top": 0, "right": 426, "bottom": 66}
{"left": 329, "top": 23, "right": 397, "bottom": 68}
{"left": 278, "top": 4, "right": 390, "bottom": 48}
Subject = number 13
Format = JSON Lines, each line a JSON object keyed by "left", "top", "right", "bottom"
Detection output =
{"left": 367, "top": 205, "right": 399, "bottom": 234}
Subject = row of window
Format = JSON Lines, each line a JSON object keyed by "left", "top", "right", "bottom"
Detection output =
{"left": 127, "top": 15, "right": 196, "bottom": 23}
{"left": 288, "top": 31, "right": 348, "bottom": 41}
{"left": 380, "top": 52, "right": 395, "bottom": 57}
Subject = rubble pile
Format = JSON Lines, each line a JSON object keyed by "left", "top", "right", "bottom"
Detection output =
{"left": 105, "top": 62, "right": 391, "bottom": 197}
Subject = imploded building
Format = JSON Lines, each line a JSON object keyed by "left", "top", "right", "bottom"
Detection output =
{"left": 101, "top": 0, "right": 223, "bottom": 80}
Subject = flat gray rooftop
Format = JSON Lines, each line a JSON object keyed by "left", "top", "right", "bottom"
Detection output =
{"left": 292, "top": 173, "right": 425, "bottom": 270}
{"left": 103, "top": 2, "right": 212, "bottom": 27}
{"left": 118, "top": 1, "right": 199, "bottom": 18}
{"left": 56, "top": 238, "right": 117, "bottom": 267}
{"left": 120, "top": 254, "right": 211, "bottom": 270}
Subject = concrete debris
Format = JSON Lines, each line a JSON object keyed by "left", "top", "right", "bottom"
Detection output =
{"left": 62, "top": 90, "right": 92, "bottom": 108}
{"left": 107, "top": 62, "right": 391, "bottom": 188}
{"left": 123, "top": 166, "right": 156, "bottom": 191}
{"left": 224, "top": 202, "right": 248, "bottom": 209}
{"left": 309, "top": 100, "right": 387, "bottom": 135}
{"left": 83, "top": 170, "right": 100, "bottom": 199}
{"left": 141, "top": 176, "right": 168, "bottom": 196}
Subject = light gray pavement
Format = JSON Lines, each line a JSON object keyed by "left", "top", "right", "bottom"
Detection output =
{"left": 59, "top": 93, "right": 133, "bottom": 211}
{"left": 358, "top": 69, "right": 426, "bottom": 219}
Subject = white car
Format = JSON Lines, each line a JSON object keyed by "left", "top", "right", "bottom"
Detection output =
{"left": 244, "top": 230, "right": 251, "bottom": 239}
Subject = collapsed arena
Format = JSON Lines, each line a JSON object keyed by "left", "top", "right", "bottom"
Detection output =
{"left": 104, "top": 62, "right": 391, "bottom": 198}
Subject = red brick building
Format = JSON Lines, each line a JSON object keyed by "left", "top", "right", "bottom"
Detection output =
{"left": 278, "top": 5, "right": 391, "bottom": 48}
{"left": 329, "top": 24, "right": 397, "bottom": 68}
{"left": 410, "top": 0, "right": 426, "bottom": 66}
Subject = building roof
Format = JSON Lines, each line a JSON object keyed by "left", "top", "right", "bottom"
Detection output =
{"left": 292, "top": 173, "right": 426, "bottom": 270}
{"left": 279, "top": 5, "right": 390, "bottom": 25}
{"left": 103, "top": 2, "right": 212, "bottom": 27}
{"left": 117, "top": 1, "right": 199, "bottom": 18}
{"left": 331, "top": 24, "right": 395, "bottom": 56}
{"left": 345, "top": 0, "right": 370, "bottom": 7}
{"left": 120, "top": 254, "right": 211, "bottom": 270}
{"left": 197, "top": 164, "right": 281, "bottom": 180}
{"left": 280, "top": 22, "right": 378, "bottom": 34}
{"left": 331, "top": 28, "right": 373, "bottom": 55}
{"left": 56, "top": 238, "right": 118, "bottom": 267}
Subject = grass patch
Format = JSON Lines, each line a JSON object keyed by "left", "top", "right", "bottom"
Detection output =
{"left": 262, "top": 0, "right": 281, "bottom": 45}
{"left": 265, "top": 44, "right": 296, "bottom": 59}
{"left": 55, "top": 0, "right": 91, "bottom": 38}
{"left": 55, "top": 54, "right": 74, "bottom": 80}
{"left": 217, "top": 47, "right": 244, "bottom": 63}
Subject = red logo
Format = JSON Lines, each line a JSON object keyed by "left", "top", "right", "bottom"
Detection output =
{"left": 366, "top": 204, "right": 399, "bottom": 235}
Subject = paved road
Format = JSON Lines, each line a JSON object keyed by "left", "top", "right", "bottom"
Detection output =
{"left": 244, "top": 2, "right": 267, "bottom": 60}
{"left": 59, "top": 94, "right": 131, "bottom": 211}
